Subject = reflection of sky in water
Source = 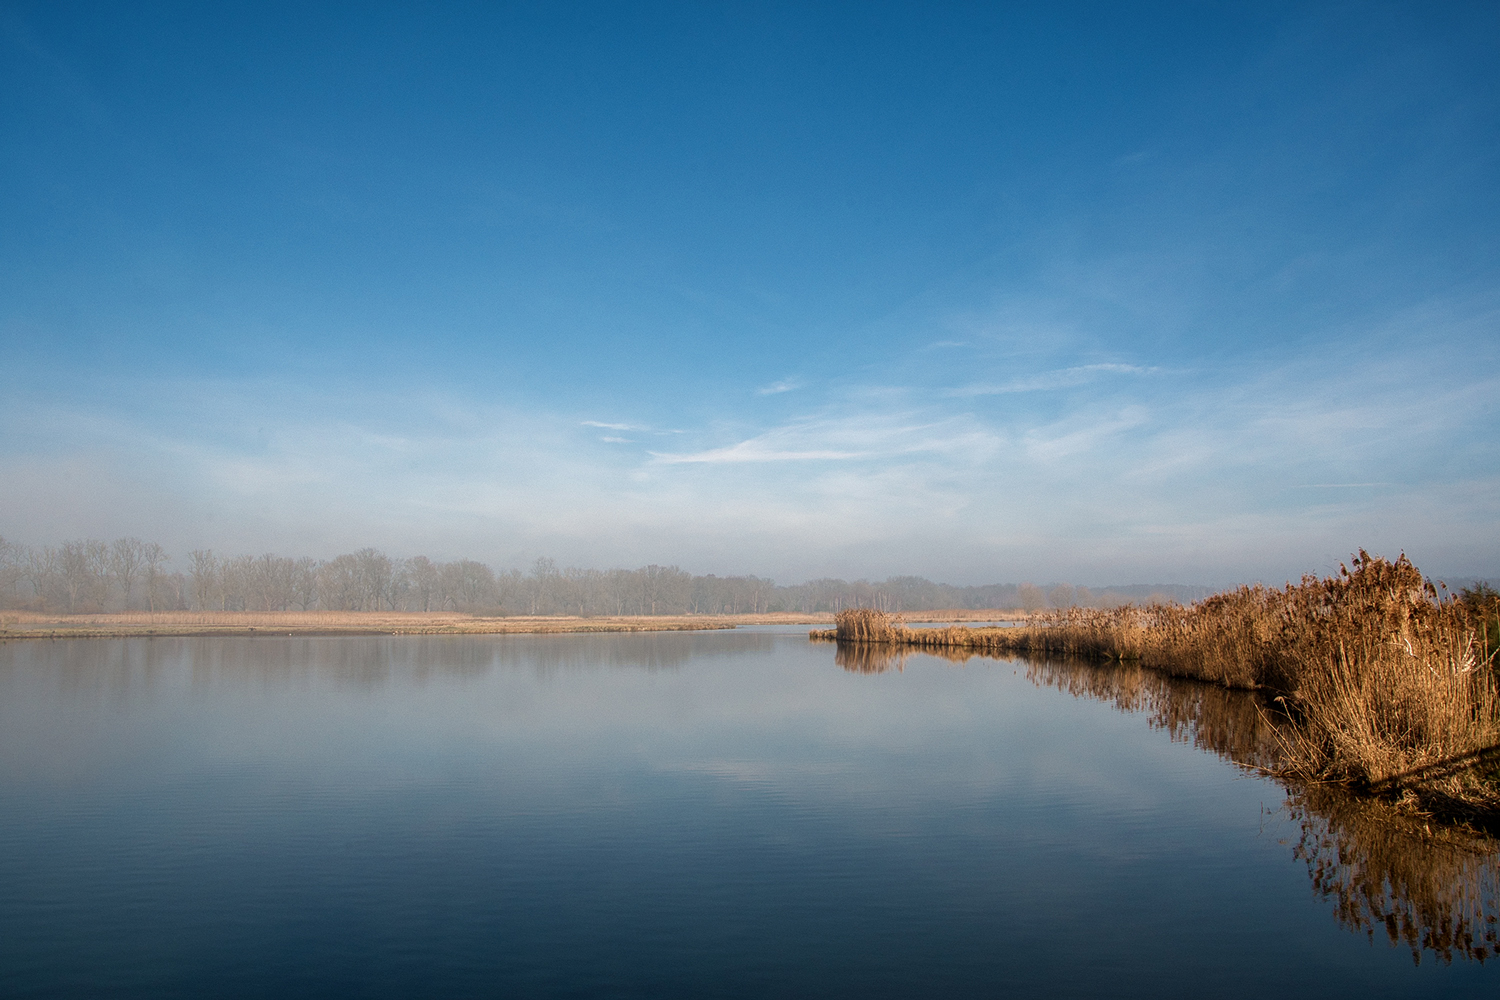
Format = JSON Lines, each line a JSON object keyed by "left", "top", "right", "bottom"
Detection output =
{"left": 0, "top": 633, "right": 1494, "bottom": 997}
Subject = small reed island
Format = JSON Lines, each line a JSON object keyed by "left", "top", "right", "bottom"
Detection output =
{"left": 814, "top": 552, "right": 1500, "bottom": 825}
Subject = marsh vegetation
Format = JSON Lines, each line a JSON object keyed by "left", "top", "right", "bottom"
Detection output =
{"left": 821, "top": 553, "right": 1500, "bottom": 821}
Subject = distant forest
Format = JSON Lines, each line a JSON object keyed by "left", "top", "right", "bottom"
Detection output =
{"left": 0, "top": 536, "right": 1213, "bottom": 616}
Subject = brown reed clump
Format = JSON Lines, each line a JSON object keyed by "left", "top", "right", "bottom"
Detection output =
{"left": 824, "top": 553, "right": 1500, "bottom": 808}
{"left": 833, "top": 607, "right": 902, "bottom": 643}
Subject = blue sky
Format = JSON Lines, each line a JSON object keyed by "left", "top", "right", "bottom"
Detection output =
{"left": 2, "top": 1, "right": 1497, "bottom": 585}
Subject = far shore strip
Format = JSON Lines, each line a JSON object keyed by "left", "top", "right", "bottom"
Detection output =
{"left": 0, "top": 609, "right": 1034, "bottom": 640}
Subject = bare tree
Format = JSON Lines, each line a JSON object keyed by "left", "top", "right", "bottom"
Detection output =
{"left": 58, "top": 539, "right": 109, "bottom": 612}
{"left": 142, "top": 542, "right": 169, "bottom": 612}
{"left": 747, "top": 575, "right": 770, "bottom": 615}
{"left": 222, "top": 555, "right": 254, "bottom": 611}
{"left": 1048, "top": 583, "right": 1077, "bottom": 609}
{"left": 529, "top": 557, "right": 558, "bottom": 614}
{"left": 604, "top": 568, "right": 633, "bottom": 615}
{"left": 635, "top": 565, "right": 689, "bottom": 615}
{"left": 354, "top": 549, "right": 392, "bottom": 611}
{"left": 109, "top": 538, "right": 146, "bottom": 611}
{"left": 1018, "top": 583, "right": 1046, "bottom": 615}
{"left": 272, "top": 555, "right": 299, "bottom": 611}
{"left": 407, "top": 556, "right": 439, "bottom": 612}
{"left": 436, "top": 561, "right": 459, "bottom": 611}
{"left": 246, "top": 553, "right": 297, "bottom": 611}
{"left": 388, "top": 558, "right": 413, "bottom": 611}
{"left": 495, "top": 568, "right": 524, "bottom": 614}
{"left": 451, "top": 560, "right": 497, "bottom": 612}
{"left": 291, "top": 557, "right": 320, "bottom": 611}
{"left": 0, "top": 537, "right": 24, "bottom": 609}
{"left": 563, "top": 566, "right": 601, "bottom": 615}
{"left": 319, "top": 554, "right": 361, "bottom": 611}
{"left": 189, "top": 550, "right": 220, "bottom": 611}
{"left": 246, "top": 554, "right": 273, "bottom": 611}
{"left": 23, "top": 546, "right": 57, "bottom": 610}
{"left": 162, "top": 570, "right": 187, "bottom": 610}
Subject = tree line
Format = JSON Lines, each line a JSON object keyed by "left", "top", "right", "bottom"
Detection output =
{"left": 0, "top": 536, "right": 1205, "bottom": 616}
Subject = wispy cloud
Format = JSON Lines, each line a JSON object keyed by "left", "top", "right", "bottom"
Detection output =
{"left": 1021, "top": 406, "right": 1151, "bottom": 461}
{"left": 1, "top": 293, "right": 1495, "bottom": 585}
{"left": 651, "top": 443, "right": 865, "bottom": 464}
{"left": 949, "top": 363, "right": 1157, "bottom": 396}
{"left": 583, "top": 420, "right": 685, "bottom": 435}
{"left": 650, "top": 412, "right": 998, "bottom": 465}
{"left": 756, "top": 377, "right": 802, "bottom": 396}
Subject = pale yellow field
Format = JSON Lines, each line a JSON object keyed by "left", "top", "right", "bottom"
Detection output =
{"left": 0, "top": 609, "right": 838, "bottom": 639}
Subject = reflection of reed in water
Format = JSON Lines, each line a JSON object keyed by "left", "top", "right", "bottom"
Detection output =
{"left": 1289, "top": 784, "right": 1500, "bottom": 964}
{"left": 835, "top": 643, "right": 908, "bottom": 674}
{"left": 835, "top": 636, "right": 989, "bottom": 673}
{"left": 1023, "top": 652, "right": 1500, "bottom": 965}
{"left": 1022, "top": 654, "right": 1293, "bottom": 775}
{"left": 853, "top": 646, "right": 1500, "bottom": 965}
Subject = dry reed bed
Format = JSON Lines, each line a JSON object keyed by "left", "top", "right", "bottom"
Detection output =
{"left": 818, "top": 553, "right": 1500, "bottom": 813}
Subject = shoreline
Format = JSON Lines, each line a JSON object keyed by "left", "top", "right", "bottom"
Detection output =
{"left": 0, "top": 611, "right": 824, "bottom": 639}
{"left": 0, "top": 608, "right": 1034, "bottom": 640}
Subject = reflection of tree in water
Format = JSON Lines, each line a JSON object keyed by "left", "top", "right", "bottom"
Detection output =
{"left": 28, "top": 630, "right": 780, "bottom": 695}
{"left": 840, "top": 645, "right": 1500, "bottom": 965}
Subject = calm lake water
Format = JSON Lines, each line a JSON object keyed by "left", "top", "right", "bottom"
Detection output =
{"left": 1, "top": 628, "right": 1495, "bottom": 998}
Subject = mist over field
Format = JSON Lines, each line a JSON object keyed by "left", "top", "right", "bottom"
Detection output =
{"left": 0, "top": 533, "right": 1233, "bottom": 616}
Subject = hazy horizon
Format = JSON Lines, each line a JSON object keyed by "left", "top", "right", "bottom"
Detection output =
{"left": 3, "top": 3, "right": 1496, "bottom": 586}
{"left": 5, "top": 532, "right": 1494, "bottom": 599}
